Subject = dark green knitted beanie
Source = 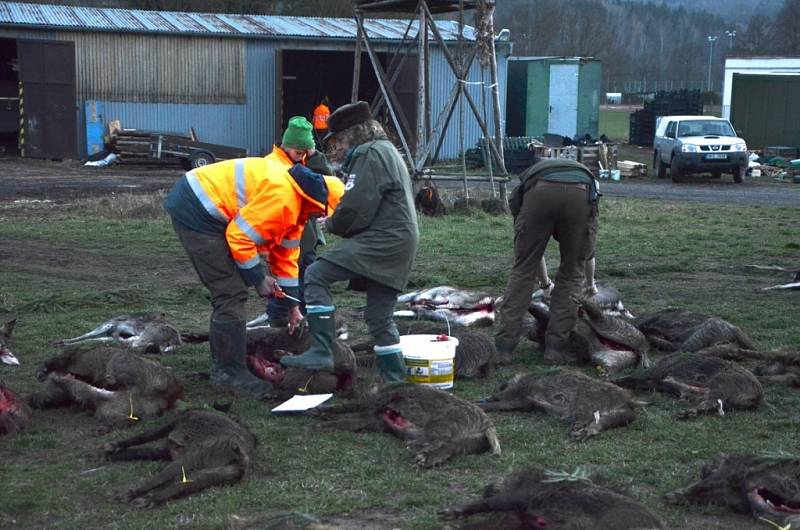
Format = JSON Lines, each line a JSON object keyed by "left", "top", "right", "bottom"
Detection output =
{"left": 282, "top": 116, "right": 314, "bottom": 150}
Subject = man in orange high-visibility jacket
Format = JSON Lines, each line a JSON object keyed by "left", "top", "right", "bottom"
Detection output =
{"left": 164, "top": 116, "right": 344, "bottom": 398}
{"left": 312, "top": 97, "right": 331, "bottom": 148}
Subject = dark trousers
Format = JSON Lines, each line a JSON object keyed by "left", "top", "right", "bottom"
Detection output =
{"left": 171, "top": 219, "right": 249, "bottom": 323}
{"left": 495, "top": 182, "right": 595, "bottom": 352}
{"left": 304, "top": 259, "right": 400, "bottom": 346}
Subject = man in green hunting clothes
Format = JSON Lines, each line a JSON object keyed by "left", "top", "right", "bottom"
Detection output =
{"left": 495, "top": 157, "right": 600, "bottom": 363}
{"left": 280, "top": 101, "right": 419, "bottom": 381}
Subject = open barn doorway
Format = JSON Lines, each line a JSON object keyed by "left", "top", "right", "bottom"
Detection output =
{"left": 278, "top": 48, "right": 417, "bottom": 154}
{"left": 0, "top": 38, "right": 19, "bottom": 155}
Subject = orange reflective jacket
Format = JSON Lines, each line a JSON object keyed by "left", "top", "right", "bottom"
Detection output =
{"left": 185, "top": 150, "right": 343, "bottom": 287}
{"left": 313, "top": 103, "right": 331, "bottom": 131}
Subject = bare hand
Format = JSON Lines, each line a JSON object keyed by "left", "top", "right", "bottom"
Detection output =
{"left": 287, "top": 306, "right": 303, "bottom": 335}
{"left": 255, "top": 276, "right": 278, "bottom": 298}
{"left": 316, "top": 216, "right": 328, "bottom": 233}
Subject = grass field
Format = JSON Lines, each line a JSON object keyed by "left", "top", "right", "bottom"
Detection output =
{"left": 1, "top": 191, "right": 799, "bottom": 529}
{"left": 599, "top": 107, "right": 632, "bottom": 143}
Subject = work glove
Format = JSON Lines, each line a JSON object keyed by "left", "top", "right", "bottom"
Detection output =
{"left": 266, "top": 285, "right": 301, "bottom": 327}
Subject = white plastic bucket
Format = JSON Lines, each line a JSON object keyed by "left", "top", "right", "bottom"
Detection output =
{"left": 399, "top": 334, "right": 459, "bottom": 390}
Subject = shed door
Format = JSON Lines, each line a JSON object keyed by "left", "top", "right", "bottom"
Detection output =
{"left": 548, "top": 64, "right": 578, "bottom": 138}
{"left": 17, "top": 39, "right": 77, "bottom": 159}
{"left": 388, "top": 54, "right": 419, "bottom": 156}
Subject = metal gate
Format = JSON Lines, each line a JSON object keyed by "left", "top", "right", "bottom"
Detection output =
{"left": 17, "top": 39, "right": 77, "bottom": 159}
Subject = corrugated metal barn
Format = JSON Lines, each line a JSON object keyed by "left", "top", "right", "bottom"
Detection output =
{"left": 0, "top": 1, "right": 510, "bottom": 161}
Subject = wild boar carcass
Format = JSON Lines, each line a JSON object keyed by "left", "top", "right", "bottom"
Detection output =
{"left": 394, "top": 286, "right": 496, "bottom": 327}
{"left": 27, "top": 345, "right": 182, "bottom": 434}
{"left": 666, "top": 453, "right": 800, "bottom": 528}
{"left": 481, "top": 371, "right": 640, "bottom": 441}
{"left": 56, "top": 314, "right": 182, "bottom": 353}
{"left": 0, "top": 380, "right": 31, "bottom": 436}
{"left": 315, "top": 382, "right": 500, "bottom": 467}
{"left": 439, "top": 467, "right": 666, "bottom": 529}
{"left": 633, "top": 309, "right": 755, "bottom": 353}
{"left": 613, "top": 353, "right": 763, "bottom": 419}
{"left": 103, "top": 409, "right": 256, "bottom": 508}
{"left": 0, "top": 317, "right": 20, "bottom": 365}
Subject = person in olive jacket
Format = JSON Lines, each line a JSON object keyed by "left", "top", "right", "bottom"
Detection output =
{"left": 280, "top": 101, "right": 419, "bottom": 381}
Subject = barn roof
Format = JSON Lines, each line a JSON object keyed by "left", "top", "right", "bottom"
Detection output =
{"left": 0, "top": 1, "right": 477, "bottom": 41}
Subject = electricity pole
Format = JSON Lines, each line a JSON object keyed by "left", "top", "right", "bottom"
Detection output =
{"left": 724, "top": 30, "right": 736, "bottom": 50}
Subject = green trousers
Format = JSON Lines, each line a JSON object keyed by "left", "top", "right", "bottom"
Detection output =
{"left": 495, "top": 181, "right": 596, "bottom": 353}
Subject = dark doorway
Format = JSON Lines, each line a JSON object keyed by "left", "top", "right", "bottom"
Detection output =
{"left": 17, "top": 39, "right": 77, "bottom": 160}
{"left": 279, "top": 48, "right": 418, "bottom": 155}
{"left": 0, "top": 38, "right": 19, "bottom": 155}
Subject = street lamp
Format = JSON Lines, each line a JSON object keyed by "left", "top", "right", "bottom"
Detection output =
{"left": 707, "top": 35, "right": 718, "bottom": 91}
{"left": 724, "top": 30, "right": 736, "bottom": 50}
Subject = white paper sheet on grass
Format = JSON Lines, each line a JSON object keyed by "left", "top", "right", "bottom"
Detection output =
{"left": 271, "top": 393, "right": 333, "bottom": 413}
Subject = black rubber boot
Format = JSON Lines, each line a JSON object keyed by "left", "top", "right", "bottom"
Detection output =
{"left": 210, "top": 318, "right": 272, "bottom": 398}
{"left": 279, "top": 309, "right": 336, "bottom": 372}
{"left": 375, "top": 344, "right": 406, "bottom": 382}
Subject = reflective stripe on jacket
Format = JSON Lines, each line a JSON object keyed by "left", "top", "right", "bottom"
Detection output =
{"left": 313, "top": 104, "right": 330, "bottom": 131}
{"left": 185, "top": 151, "right": 326, "bottom": 286}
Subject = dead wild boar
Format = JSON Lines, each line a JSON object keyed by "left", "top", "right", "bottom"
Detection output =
{"left": 526, "top": 299, "right": 648, "bottom": 375}
{"left": 633, "top": 309, "right": 755, "bottom": 353}
{"left": 666, "top": 453, "right": 800, "bottom": 528}
{"left": 439, "top": 467, "right": 666, "bottom": 529}
{"left": 613, "top": 353, "right": 763, "bottom": 419}
{"left": 103, "top": 409, "right": 256, "bottom": 508}
{"left": 249, "top": 337, "right": 357, "bottom": 399}
{"left": 394, "top": 286, "right": 496, "bottom": 327}
{"left": 27, "top": 345, "right": 182, "bottom": 434}
{"left": 0, "top": 380, "right": 31, "bottom": 436}
{"left": 56, "top": 314, "right": 182, "bottom": 353}
{"left": 315, "top": 382, "right": 501, "bottom": 467}
{"left": 0, "top": 317, "right": 20, "bottom": 365}
{"left": 480, "top": 371, "right": 640, "bottom": 441}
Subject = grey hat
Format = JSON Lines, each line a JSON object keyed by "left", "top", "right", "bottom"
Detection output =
{"left": 324, "top": 101, "right": 371, "bottom": 140}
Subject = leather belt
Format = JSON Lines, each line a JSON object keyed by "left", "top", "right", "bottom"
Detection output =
{"left": 537, "top": 180, "right": 588, "bottom": 191}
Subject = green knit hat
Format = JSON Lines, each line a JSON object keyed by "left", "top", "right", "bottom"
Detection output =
{"left": 282, "top": 116, "right": 315, "bottom": 150}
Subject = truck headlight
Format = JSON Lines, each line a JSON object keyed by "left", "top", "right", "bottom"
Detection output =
{"left": 681, "top": 144, "right": 700, "bottom": 152}
{"left": 732, "top": 142, "right": 747, "bottom": 152}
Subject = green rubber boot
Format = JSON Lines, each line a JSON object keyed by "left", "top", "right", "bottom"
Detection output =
{"left": 279, "top": 308, "right": 335, "bottom": 372}
{"left": 209, "top": 318, "right": 273, "bottom": 398}
{"left": 375, "top": 344, "right": 406, "bottom": 382}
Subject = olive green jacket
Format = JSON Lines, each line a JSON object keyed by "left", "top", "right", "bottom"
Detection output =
{"left": 321, "top": 139, "right": 419, "bottom": 291}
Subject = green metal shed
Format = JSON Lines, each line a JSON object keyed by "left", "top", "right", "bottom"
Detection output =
{"left": 505, "top": 56, "right": 601, "bottom": 139}
{"left": 730, "top": 73, "right": 800, "bottom": 150}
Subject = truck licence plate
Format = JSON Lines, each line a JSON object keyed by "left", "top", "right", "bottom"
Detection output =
{"left": 705, "top": 153, "right": 727, "bottom": 160}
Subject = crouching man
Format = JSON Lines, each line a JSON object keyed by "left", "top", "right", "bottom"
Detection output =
{"left": 280, "top": 101, "right": 419, "bottom": 382}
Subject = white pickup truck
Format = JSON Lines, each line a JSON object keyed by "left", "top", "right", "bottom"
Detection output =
{"left": 652, "top": 116, "right": 748, "bottom": 183}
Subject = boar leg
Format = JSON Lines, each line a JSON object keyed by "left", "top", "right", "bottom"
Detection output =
{"left": 758, "top": 373, "right": 800, "bottom": 387}
{"left": 479, "top": 398, "right": 535, "bottom": 412}
{"left": 438, "top": 494, "right": 527, "bottom": 520}
{"left": 50, "top": 374, "right": 113, "bottom": 409}
{"left": 103, "top": 421, "right": 176, "bottom": 456}
{"left": 26, "top": 378, "right": 71, "bottom": 409}
{"left": 316, "top": 413, "right": 385, "bottom": 433}
{"left": 128, "top": 464, "right": 245, "bottom": 508}
{"left": 676, "top": 399, "right": 724, "bottom": 420}
{"left": 57, "top": 322, "right": 117, "bottom": 345}
{"left": 569, "top": 406, "right": 637, "bottom": 441}
{"left": 660, "top": 376, "right": 709, "bottom": 400}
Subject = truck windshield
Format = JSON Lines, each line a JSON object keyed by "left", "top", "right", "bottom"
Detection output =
{"left": 677, "top": 120, "right": 735, "bottom": 137}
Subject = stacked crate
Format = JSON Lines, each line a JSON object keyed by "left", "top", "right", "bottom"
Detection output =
{"left": 629, "top": 90, "right": 702, "bottom": 146}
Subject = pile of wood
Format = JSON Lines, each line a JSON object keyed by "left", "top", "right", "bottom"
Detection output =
{"left": 109, "top": 129, "right": 153, "bottom": 162}
{"left": 618, "top": 160, "right": 648, "bottom": 178}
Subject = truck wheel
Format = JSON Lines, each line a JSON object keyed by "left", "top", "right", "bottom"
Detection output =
{"left": 190, "top": 151, "right": 214, "bottom": 169}
{"left": 733, "top": 165, "right": 745, "bottom": 184}
{"left": 670, "top": 158, "right": 684, "bottom": 183}
{"left": 654, "top": 153, "right": 666, "bottom": 179}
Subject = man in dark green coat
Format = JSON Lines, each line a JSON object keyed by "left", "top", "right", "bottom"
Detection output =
{"left": 280, "top": 101, "right": 419, "bottom": 381}
{"left": 496, "top": 157, "right": 599, "bottom": 363}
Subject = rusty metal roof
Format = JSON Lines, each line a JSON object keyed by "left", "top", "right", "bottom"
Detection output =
{"left": 0, "top": 1, "right": 477, "bottom": 40}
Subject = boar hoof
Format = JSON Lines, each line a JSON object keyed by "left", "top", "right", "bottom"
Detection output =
{"left": 569, "top": 421, "right": 599, "bottom": 441}
{"left": 437, "top": 508, "right": 461, "bottom": 521}
{"left": 130, "top": 496, "right": 156, "bottom": 509}
{"left": 35, "top": 367, "right": 49, "bottom": 382}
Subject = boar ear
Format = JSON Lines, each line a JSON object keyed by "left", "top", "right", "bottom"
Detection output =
{"left": 2, "top": 318, "right": 17, "bottom": 337}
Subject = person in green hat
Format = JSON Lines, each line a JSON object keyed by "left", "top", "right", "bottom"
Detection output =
{"left": 265, "top": 117, "right": 339, "bottom": 326}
